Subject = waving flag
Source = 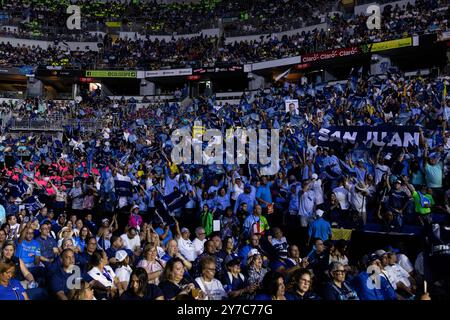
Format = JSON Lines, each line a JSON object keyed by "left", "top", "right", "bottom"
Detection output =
{"left": 275, "top": 68, "right": 291, "bottom": 82}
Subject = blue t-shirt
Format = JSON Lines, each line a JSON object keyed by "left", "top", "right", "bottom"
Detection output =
{"left": 255, "top": 183, "right": 272, "bottom": 208}
{"left": 155, "top": 227, "right": 173, "bottom": 247}
{"left": 308, "top": 218, "right": 332, "bottom": 241}
{"left": 15, "top": 239, "right": 41, "bottom": 268}
{"left": 0, "top": 279, "right": 26, "bottom": 300}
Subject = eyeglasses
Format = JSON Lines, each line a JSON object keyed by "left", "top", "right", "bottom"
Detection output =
{"left": 299, "top": 278, "right": 312, "bottom": 284}
{"left": 333, "top": 270, "right": 346, "bottom": 274}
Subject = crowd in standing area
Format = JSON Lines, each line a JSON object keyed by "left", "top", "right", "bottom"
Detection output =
{"left": 0, "top": 0, "right": 448, "bottom": 69}
{"left": 0, "top": 68, "right": 449, "bottom": 300}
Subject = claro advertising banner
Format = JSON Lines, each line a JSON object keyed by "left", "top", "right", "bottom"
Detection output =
{"left": 301, "top": 47, "right": 360, "bottom": 63}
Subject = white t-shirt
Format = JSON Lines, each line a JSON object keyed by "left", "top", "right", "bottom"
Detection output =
{"left": 195, "top": 277, "right": 228, "bottom": 300}
{"left": 88, "top": 266, "right": 116, "bottom": 288}
{"left": 375, "top": 164, "right": 391, "bottom": 185}
{"left": 385, "top": 264, "right": 411, "bottom": 288}
{"left": 349, "top": 185, "right": 366, "bottom": 214}
{"left": 193, "top": 238, "right": 206, "bottom": 259}
{"left": 115, "top": 265, "right": 132, "bottom": 285}
{"left": 120, "top": 234, "right": 141, "bottom": 252}
{"left": 333, "top": 186, "right": 350, "bottom": 210}
{"left": 232, "top": 183, "right": 244, "bottom": 201}
{"left": 298, "top": 190, "right": 315, "bottom": 217}
{"left": 312, "top": 179, "right": 324, "bottom": 205}
{"left": 177, "top": 237, "right": 196, "bottom": 262}
{"left": 396, "top": 254, "right": 414, "bottom": 274}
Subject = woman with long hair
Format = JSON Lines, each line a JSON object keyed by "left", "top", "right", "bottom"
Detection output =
{"left": 0, "top": 229, "right": 7, "bottom": 249}
{"left": 74, "top": 226, "right": 90, "bottom": 253}
{"left": 68, "top": 280, "right": 96, "bottom": 300}
{"left": 120, "top": 267, "right": 164, "bottom": 300}
{"left": 286, "top": 268, "right": 321, "bottom": 300}
{"left": 255, "top": 271, "right": 295, "bottom": 300}
{"left": 1, "top": 242, "right": 35, "bottom": 288}
{"left": 137, "top": 244, "right": 166, "bottom": 285}
{"left": 159, "top": 257, "right": 195, "bottom": 300}
{"left": 329, "top": 240, "right": 350, "bottom": 269}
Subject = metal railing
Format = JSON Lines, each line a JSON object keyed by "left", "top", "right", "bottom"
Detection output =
{"left": 10, "top": 114, "right": 65, "bottom": 131}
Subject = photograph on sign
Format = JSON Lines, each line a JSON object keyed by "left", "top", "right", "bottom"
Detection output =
{"left": 285, "top": 99, "right": 299, "bottom": 115}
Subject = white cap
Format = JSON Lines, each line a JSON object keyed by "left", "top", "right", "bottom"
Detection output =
{"left": 247, "top": 248, "right": 261, "bottom": 258}
{"left": 115, "top": 250, "right": 128, "bottom": 262}
{"left": 312, "top": 173, "right": 318, "bottom": 180}
{"left": 316, "top": 209, "right": 324, "bottom": 217}
{"left": 375, "top": 249, "right": 387, "bottom": 257}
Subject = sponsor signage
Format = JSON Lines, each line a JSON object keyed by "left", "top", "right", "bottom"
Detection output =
{"left": 145, "top": 68, "right": 192, "bottom": 78}
{"left": 193, "top": 65, "right": 244, "bottom": 74}
{"left": 79, "top": 77, "right": 94, "bottom": 83}
{"left": 302, "top": 47, "right": 360, "bottom": 63}
{"left": 85, "top": 70, "right": 137, "bottom": 78}
{"left": 36, "top": 69, "right": 81, "bottom": 77}
{"left": 368, "top": 37, "right": 413, "bottom": 52}
{"left": 295, "top": 63, "right": 311, "bottom": 70}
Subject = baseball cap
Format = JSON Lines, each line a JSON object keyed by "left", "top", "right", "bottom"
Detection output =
{"left": 315, "top": 209, "right": 324, "bottom": 218}
{"left": 367, "top": 253, "right": 380, "bottom": 263}
{"left": 312, "top": 173, "right": 318, "bottom": 180}
{"left": 115, "top": 250, "right": 128, "bottom": 262}
{"left": 247, "top": 248, "right": 260, "bottom": 259}
{"left": 224, "top": 255, "right": 241, "bottom": 267}
{"left": 181, "top": 227, "right": 190, "bottom": 233}
{"left": 375, "top": 249, "right": 387, "bottom": 258}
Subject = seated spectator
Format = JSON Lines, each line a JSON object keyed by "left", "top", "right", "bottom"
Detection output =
{"left": 50, "top": 248, "right": 88, "bottom": 300}
{"left": 322, "top": 262, "right": 359, "bottom": 300}
{"left": 120, "top": 268, "right": 164, "bottom": 300}
{"left": 114, "top": 250, "right": 133, "bottom": 294}
{"left": 352, "top": 254, "right": 396, "bottom": 300}
{"left": 222, "top": 256, "right": 255, "bottom": 300}
{"left": 194, "top": 256, "right": 227, "bottom": 300}
{"left": 254, "top": 271, "right": 295, "bottom": 300}
{"left": 159, "top": 257, "right": 195, "bottom": 300}
{"left": 137, "top": 244, "right": 166, "bottom": 285}
{"left": 87, "top": 250, "right": 120, "bottom": 299}
{"left": 0, "top": 260, "right": 29, "bottom": 300}
{"left": 68, "top": 280, "right": 96, "bottom": 300}
{"left": 287, "top": 268, "right": 321, "bottom": 300}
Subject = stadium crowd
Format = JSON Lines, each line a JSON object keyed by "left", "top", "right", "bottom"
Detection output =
{"left": 0, "top": 0, "right": 331, "bottom": 37}
{"left": 0, "top": 67, "right": 449, "bottom": 300}
{"left": 0, "top": 0, "right": 448, "bottom": 69}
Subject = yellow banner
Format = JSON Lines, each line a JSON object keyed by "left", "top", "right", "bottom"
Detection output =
{"left": 85, "top": 70, "right": 137, "bottom": 78}
{"left": 106, "top": 21, "right": 121, "bottom": 28}
{"left": 332, "top": 228, "right": 353, "bottom": 241}
{"left": 370, "top": 37, "right": 412, "bottom": 52}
